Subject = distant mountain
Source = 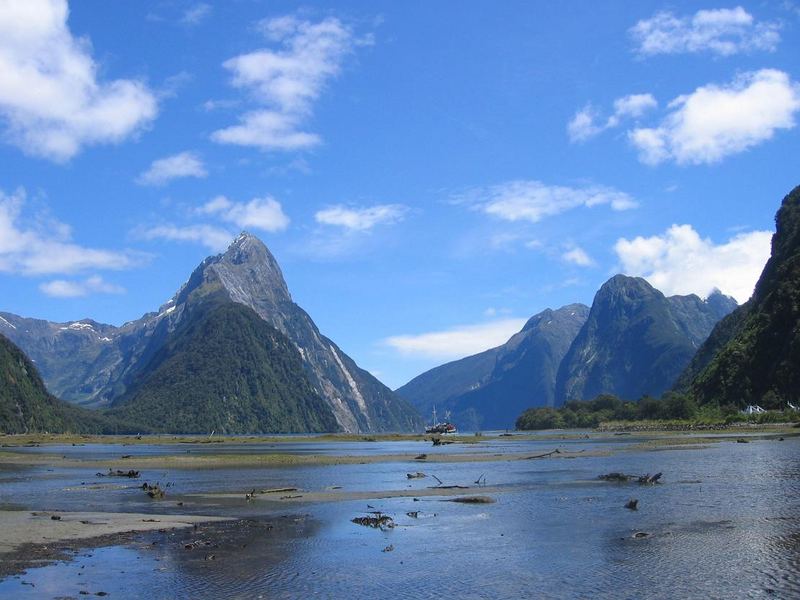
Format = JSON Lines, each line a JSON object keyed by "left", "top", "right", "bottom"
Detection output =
{"left": 555, "top": 275, "right": 737, "bottom": 403}
{"left": 397, "top": 304, "right": 590, "bottom": 430}
{"left": 0, "top": 334, "right": 130, "bottom": 434}
{"left": 679, "top": 184, "right": 800, "bottom": 408}
{"left": 3, "top": 233, "right": 423, "bottom": 433}
{"left": 111, "top": 302, "right": 338, "bottom": 434}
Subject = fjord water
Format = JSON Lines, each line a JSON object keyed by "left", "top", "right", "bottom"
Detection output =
{"left": 1, "top": 434, "right": 799, "bottom": 599}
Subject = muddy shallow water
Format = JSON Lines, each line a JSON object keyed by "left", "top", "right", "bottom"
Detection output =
{"left": 1, "top": 432, "right": 799, "bottom": 599}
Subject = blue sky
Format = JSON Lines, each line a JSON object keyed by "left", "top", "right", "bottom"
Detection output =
{"left": 0, "top": 1, "right": 798, "bottom": 388}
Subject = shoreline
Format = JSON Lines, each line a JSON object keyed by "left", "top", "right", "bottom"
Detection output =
{"left": 0, "top": 510, "right": 230, "bottom": 578}
{"left": 1, "top": 422, "right": 795, "bottom": 447}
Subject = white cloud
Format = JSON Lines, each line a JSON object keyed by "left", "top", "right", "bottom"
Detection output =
{"left": 181, "top": 3, "right": 211, "bottom": 26}
{"left": 614, "top": 224, "right": 772, "bottom": 303}
{"left": 0, "top": 0, "right": 158, "bottom": 162}
{"left": 315, "top": 204, "right": 407, "bottom": 231}
{"left": 630, "top": 7, "right": 781, "bottom": 56}
{"left": 384, "top": 318, "right": 527, "bottom": 360}
{"left": 468, "top": 180, "right": 637, "bottom": 223}
{"left": 137, "top": 151, "right": 207, "bottom": 186}
{"left": 568, "top": 94, "right": 657, "bottom": 142}
{"left": 139, "top": 224, "right": 233, "bottom": 252}
{"left": 211, "top": 15, "right": 360, "bottom": 151}
{"left": 629, "top": 70, "right": 800, "bottom": 165}
{"left": 562, "top": 246, "right": 595, "bottom": 267}
{"left": 613, "top": 94, "right": 658, "bottom": 119}
{"left": 40, "top": 275, "right": 124, "bottom": 298}
{"left": 567, "top": 106, "right": 605, "bottom": 143}
{"left": 0, "top": 188, "right": 140, "bottom": 275}
{"left": 199, "top": 195, "right": 290, "bottom": 232}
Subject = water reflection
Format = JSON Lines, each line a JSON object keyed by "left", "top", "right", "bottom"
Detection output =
{"left": 0, "top": 435, "right": 799, "bottom": 598}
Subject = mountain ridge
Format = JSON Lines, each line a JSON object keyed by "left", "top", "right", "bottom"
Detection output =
{"left": 3, "top": 233, "right": 423, "bottom": 433}
{"left": 679, "top": 184, "right": 800, "bottom": 407}
{"left": 555, "top": 275, "right": 737, "bottom": 403}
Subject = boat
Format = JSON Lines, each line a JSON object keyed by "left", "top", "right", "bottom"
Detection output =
{"left": 425, "top": 406, "right": 457, "bottom": 434}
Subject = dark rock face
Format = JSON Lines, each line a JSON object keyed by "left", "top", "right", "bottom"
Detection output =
{"left": 397, "top": 304, "right": 590, "bottom": 430}
{"left": 554, "top": 276, "right": 737, "bottom": 403}
{"left": 3, "top": 233, "right": 423, "bottom": 433}
{"left": 680, "top": 185, "right": 800, "bottom": 408}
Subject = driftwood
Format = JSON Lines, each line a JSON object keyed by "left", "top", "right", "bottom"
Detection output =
{"left": 142, "top": 482, "right": 165, "bottom": 499}
{"left": 432, "top": 437, "right": 454, "bottom": 446}
{"left": 97, "top": 468, "right": 140, "bottom": 478}
{"left": 351, "top": 513, "right": 394, "bottom": 530}
{"left": 524, "top": 449, "right": 561, "bottom": 460}
{"left": 639, "top": 473, "right": 662, "bottom": 485}
{"left": 598, "top": 472, "right": 662, "bottom": 485}
{"left": 260, "top": 487, "right": 299, "bottom": 494}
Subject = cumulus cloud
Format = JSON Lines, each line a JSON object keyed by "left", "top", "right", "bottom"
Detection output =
{"left": 315, "top": 204, "right": 407, "bottom": 231}
{"left": 181, "top": 3, "right": 211, "bottom": 26}
{"left": 0, "top": 188, "right": 140, "bottom": 275}
{"left": 629, "top": 69, "right": 800, "bottom": 165}
{"left": 384, "top": 318, "right": 527, "bottom": 360}
{"left": 138, "top": 224, "right": 234, "bottom": 252}
{"left": 466, "top": 180, "right": 637, "bottom": 223}
{"left": 198, "top": 195, "right": 290, "bottom": 232}
{"left": 137, "top": 151, "right": 207, "bottom": 186}
{"left": 138, "top": 195, "right": 290, "bottom": 252}
{"left": 568, "top": 94, "right": 657, "bottom": 142}
{"left": 40, "top": 275, "right": 124, "bottom": 298}
{"left": 0, "top": 0, "right": 158, "bottom": 162}
{"left": 614, "top": 224, "right": 772, "bottom": 303}
{"left": 211, "top": 15, "right": 363, "bottom": 151}
{"left": 562, "top": 246, "right": 595, "bottom": 267}
{"left": 630, "top": 6, "right": 781, "bottom": 56}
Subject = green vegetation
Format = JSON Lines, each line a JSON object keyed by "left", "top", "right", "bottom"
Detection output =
{"left": 110, "top": 301, "right": 339, "bottom": 433}
{"left": 682, "top": 185, "right": 800, "bottom": 409}
{"left": 515, "top": 393, "right": 800, "bottom": 430}
{"left": 555, "top": 276, "right": 736, "bottom": 404}
{"left": 0, "top": 334, "right": 137, "bottom": 434}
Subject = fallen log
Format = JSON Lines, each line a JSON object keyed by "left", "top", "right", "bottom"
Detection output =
{"left": 351, "top": 514, "right": 395, "bottom": 530}
{"left": 142, "top": 482, "right": 165, "bottom": 499}
{"left": 524, "top": 449, "right": 561, "bottom": 460}
{"left": 598, "top": 472, "right": 663, "bottom": 485}
{"left": 97, "top": 468, "right": 140, "bottom": 478}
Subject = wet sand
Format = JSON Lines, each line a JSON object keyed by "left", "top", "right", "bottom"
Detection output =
{"left": 1, "top": 426, "right": 796, "bottom": 583}
{"left": 0, "top": 510, "right": 230, "bottom": 577}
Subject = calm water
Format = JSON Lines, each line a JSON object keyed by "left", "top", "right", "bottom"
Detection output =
{"left": 1, "top": 433, "right": 799, "bottom": 599}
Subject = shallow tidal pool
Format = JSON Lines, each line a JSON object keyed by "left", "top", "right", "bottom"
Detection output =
{"left": 1, "top": 432, "right": 798, "bottom": 599}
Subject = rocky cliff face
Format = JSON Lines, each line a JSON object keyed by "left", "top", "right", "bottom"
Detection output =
{"left": 3, "top": 233, "right": 423, "bottom": 433}
{"left": 679, "top": 184, "right": 800, "bottom": 407}
{"left": 555, "top": 275, "right": 737, "bottom": 403}
{"left": 397, "top": 304, "right": 590, "bottom": 430}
